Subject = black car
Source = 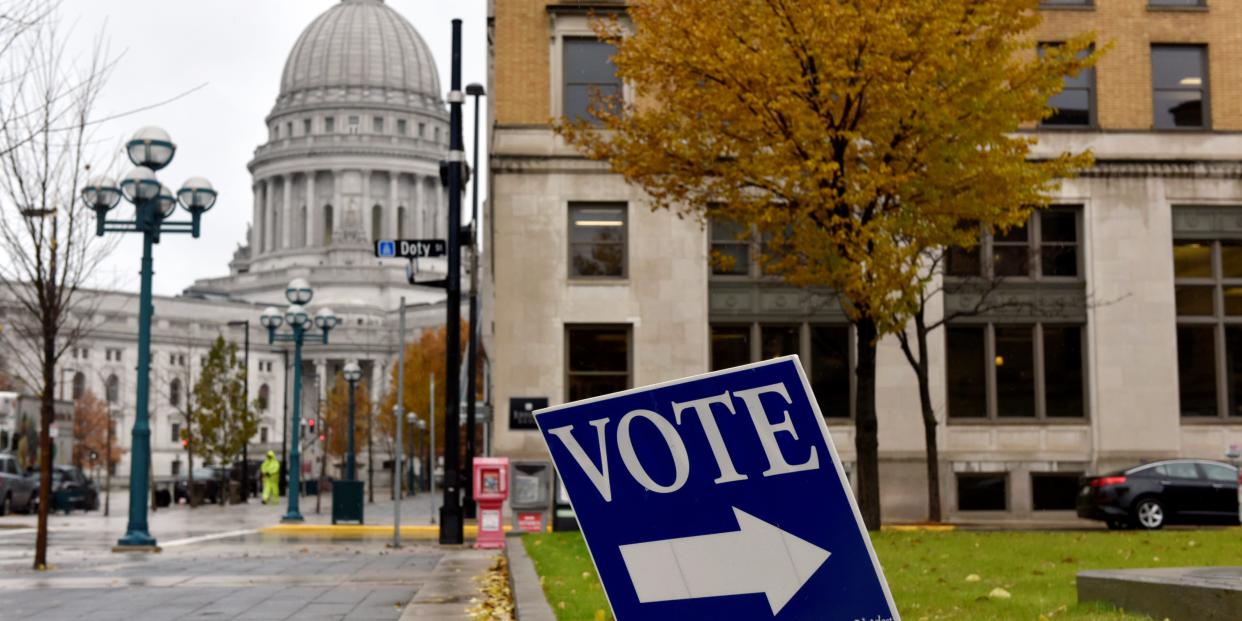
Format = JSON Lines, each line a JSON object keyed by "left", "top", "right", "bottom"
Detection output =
{"left": 1077, "top": 459, "right": 1240, "bottom": 530}
{"left": 174, "top": 467, "right": 226, "bottom": 504}
{"left": 26, "top": 466, "right": 100, "bottom": 514}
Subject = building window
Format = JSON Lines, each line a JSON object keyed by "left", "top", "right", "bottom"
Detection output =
{"left": 397, "top": 119, "right": 408, "bottom": 136}
{"left": 397, "top": 206, "right": 407, "bottom": 237}
{"left": 171, "top": 422, "right": 181, "bottom": 445}
{"left": 304, "top": 118, "right": 312, "bottom": 135}
{"left": 285, "top": 122, "right": 293, "bottom": 138}
{"left": 761, "top": 325, "right": 800, "bottom": 360}
{"left": 569, "top": 203, "right": 627, "bottom": 278}
{"left": 1040, "top": 0, "right": 1092, "bottom": 6}
{"left": 105, "top": 374, "right": 119, "bottom": 404}
{"left": 711, "top": 219, "right": 751, "bottom": 276}
{"left": 563, "top": 38, "right": 622, "bottom": 123}
{"left": 957, "top": 473, "right": 1008, "bottom": 511}
{"left": 105, "top": 348, "right": 123, "bottom": 362}
{"left": 324, "top": 204, "right": 335, "bottom": 244}
{"left": 710, "top": 326, "right": 751, "bottom": 371}
{"left": 1149, "top": 0, "right": 1206, "bottom": 7}
{"left": 324, "top": 117, "right": 335, "bottom": 133}
{"left": 1174, "top": 238, "right": 1242, "bottom": 419}
{"left": 171, "top": 460, "right": 181, "bottom": 476}
{"left": 946, "top": 323, "right": 1087, "bottom": 419}
{"left": 418, "top": 122, "right": 426, "bottom": 138}
{"left": 348, "top": 116, "right": 360, "bottom": 134}
{"left": 373, "top": 116, "right": 384, "bottom": 133}
{"left": 258, "top": 384, "right": 270, "bottom": 412}
{"left": 566, "top": 326, "right": 630, "bottom": 402}
{"left": 72, "top": 372, "right": 85, "bottom": 400}
{"left": 1152, "top": 45, "right": 1208, "bottom": 129}
{"left": 371, "top": 204, "right": 383, "bottom": 241}
{"left": 261, "top": 427, "right": 269, "bottom": 444}
{"left": 170, "top": 378, "right": 182, "bottom": 408}
{"left": 1031, "top": 472, "right": 1083, "bottom": 511}
{"left": 811, "top": 326, "right": 852, "bottom": 419}
{"left": 1040, "top": 44, "right": 1095, "bottom": 127}
{"left": 946, "top": 208, "right": 1081, "bottom": 279}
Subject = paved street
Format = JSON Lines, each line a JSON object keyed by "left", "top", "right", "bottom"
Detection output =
{"left": 0, "top": 490, "right": 473, "bottom": 621}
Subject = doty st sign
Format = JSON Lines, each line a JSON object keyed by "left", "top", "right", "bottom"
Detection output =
{"left": 374, "top": 239, "right": 447, "bottom": 259}
{"left": 535, "top": 357, "right": 898, "bottom": 621}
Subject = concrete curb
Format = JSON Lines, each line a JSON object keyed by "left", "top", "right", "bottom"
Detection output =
{"left": 261, "top": 524, "right": 511, "bottom": 538}
{"left": 401, "top": 548, "right": 496, "bottom": 621}
{"left": 507, "top": 537, "right": 558, "bottom": 621}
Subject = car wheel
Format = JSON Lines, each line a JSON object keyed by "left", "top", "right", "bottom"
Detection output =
{"left": 1133, "top": 498, "right": 1165, "bottom": 530}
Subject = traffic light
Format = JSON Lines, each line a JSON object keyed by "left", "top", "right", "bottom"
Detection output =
{"left": 181, "top": 439, "right": 188, "bottom": 449}
{"left": 318, "top": 434, "right": 325, "bottom": 443}
{"left": 307, "top": 418, "right": 315, "bottom": 430}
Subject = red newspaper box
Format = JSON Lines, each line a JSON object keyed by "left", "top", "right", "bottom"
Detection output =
{"left": 473, "top": 457, "right": 510, "bottom": 550}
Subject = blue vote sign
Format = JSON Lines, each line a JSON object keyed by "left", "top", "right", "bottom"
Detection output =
{"left": 535, "top": 356, "right": 899, "bottom": 621}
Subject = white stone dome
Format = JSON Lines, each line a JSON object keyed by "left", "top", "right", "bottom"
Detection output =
{"left": 277, "top": 0, "right": 441, "bottom": 110}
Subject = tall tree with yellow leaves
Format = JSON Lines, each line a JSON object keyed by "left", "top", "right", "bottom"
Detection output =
{"left": 559, "top": 0, "right": 1097, "bottom": 528}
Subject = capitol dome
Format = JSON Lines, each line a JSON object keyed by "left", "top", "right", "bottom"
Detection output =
{"left": 189, "top": 0, "right": 449, "bottom": 311}
{"left": 278, "top": 0, "right": 441, "bottom": 109}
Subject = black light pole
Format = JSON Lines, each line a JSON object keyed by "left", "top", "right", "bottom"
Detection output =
{"left": 462, "top": 82, "right": 485, "bottom": 520}
{"left": 228, "top": 320, "right": 251, "bottom": 501}
{"left": 438, "top": 18, "right": 465, "bottom": 545}
{"left": 342, "top": 362, "right": 363, "bottom": 481}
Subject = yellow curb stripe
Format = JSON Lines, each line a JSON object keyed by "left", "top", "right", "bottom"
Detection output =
{"left": 881, "top": 524, "right": 958, "bottom": 533}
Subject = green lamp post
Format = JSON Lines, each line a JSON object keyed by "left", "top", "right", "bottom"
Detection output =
{"left": 260, "top": 280, "right": 337, "bottom": 523}
{"left": 80, "top": 127, "right": 218, "bottom": 549}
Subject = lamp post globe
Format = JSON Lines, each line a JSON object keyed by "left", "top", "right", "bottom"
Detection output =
{"left": 155, "top": 185, "right": 178, "bottom": 219}
{"left": 126, "top": 126, "right": 177, "bottom": 171}
{"left": 177, "top": 177, "right": 218, "bottom": 213}
{"left": 286, "top": 278, "right": 313, "bottom": 305}
{"left": 259, "top": 306, "right": 283, "bottom": 329}
{"left": 81, "top": 177, "right": 122, "bottom": 212}
{"left": 284, "top": 304, "right": 309, "bottom": 329}
{"left": 343, "top": 361, "right": 363, "bottom": 383}
{"left": 119, "top": 167, "right": 161, "bottom": 203}
{"left": 314, "top": 308, "right": 338, "bottom": 331}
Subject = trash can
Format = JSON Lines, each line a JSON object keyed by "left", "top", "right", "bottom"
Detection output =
{"left": 332, "top": 480, "right": 364, "bottom": 525}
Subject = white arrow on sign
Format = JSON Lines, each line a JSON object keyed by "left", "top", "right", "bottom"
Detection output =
{"left": 618, "top": 507, "right": 830, "bottom": 615}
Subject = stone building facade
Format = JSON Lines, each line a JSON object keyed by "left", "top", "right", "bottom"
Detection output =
{"left": 485, "top": 0, "right": 1242, "bottom": 522}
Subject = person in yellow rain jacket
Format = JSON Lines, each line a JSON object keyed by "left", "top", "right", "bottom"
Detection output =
{"left": 261, "top": 451, "right": 281, "bottom": 504}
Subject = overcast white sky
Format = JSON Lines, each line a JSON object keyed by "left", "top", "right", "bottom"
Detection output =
{"left": 62, "top": 0, "right": 489, "bottom": 296}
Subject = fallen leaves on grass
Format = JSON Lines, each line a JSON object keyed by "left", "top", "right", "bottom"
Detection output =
{"left": 467, "top": 556, "right": 515, "bottom": 621}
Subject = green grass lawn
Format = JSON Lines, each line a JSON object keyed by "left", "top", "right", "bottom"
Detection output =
{"left": 523, "top": 528, "right": 1242, "bottom": 621}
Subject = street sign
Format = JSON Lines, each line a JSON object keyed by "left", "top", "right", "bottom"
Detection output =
{"left": 535, "top": 356, "right": 898, "bottom": 621}
{"left": 374, "top": 239, "right": 447, "bottom": 259}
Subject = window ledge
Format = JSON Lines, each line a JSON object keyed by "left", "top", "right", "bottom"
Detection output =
{"left": 1039, "top": 4, "right": 1096, "bottom": 10}
{"left": 567, "top": 278, "right": 630, "bottom": 286}
{"left": 947, "top": 419, "right": 1090, "bottom": 426}
{"left": 1147, "top": 5, "right": 1209, "bottom": 13}
{"left": 1179, "top": 417, "right": 1242, "bottom": 425}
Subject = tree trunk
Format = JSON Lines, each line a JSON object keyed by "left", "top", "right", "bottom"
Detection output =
{"left": 914, "top": 313, "right": 942, "bottom": 523}
{"left": 33, "top": 330, "right": 55, "bottom": 570}
{"left": 853, "top": 317, "right": 882, "bottom": 531}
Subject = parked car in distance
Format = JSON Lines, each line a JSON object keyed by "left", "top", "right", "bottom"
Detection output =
{"left": 174, "top": 467, "right": 226, "bottom": 505}
{"left": 0, "top": 452, "right": 36, "bottom": 515}
{"left": 25, "top": 466, "right": 100, "bottom": 514}
{"left": 1078, "top": 459, "right": 1240, "bottom": 530}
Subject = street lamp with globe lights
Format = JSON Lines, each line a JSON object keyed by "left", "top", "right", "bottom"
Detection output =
{"left": 260, "top": 279, "right": 338, "bottom": 523}
{"left": 342, "top": 361, "right": 363, "bottom": 482}
{"left": 79, "top": 126, "right": 217, "bottom": 551}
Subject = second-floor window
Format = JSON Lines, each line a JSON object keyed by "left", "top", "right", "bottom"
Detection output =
{"left": 563, "top": 38, "right": 622, "bottom": 124}
{"left": 1152, "top": 45, "right": 1208, "bottom": 129}
{"left": 569, "top": 203, "right": 627, "bottom": 278}
{"left": 324, "top": 117, "right": 335, "bottom": 133}
{"left": 1040, "top": 43, "right": 1095, "bottom": 127}
{"left": 947, "top": 208, "right": 1081, "bottom": 279}
{"left": 711, "top": 219, "right": 751, "bottom": 276}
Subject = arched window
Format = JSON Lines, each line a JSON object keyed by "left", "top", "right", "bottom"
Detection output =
{"left": 397, "top": 206, "right": 406, "bottom": 237}
{"left": 170, "top": 378, "right": 182, "bottom": 407}
{"left": 371, "top": 204, "right": 383, "bottom": 241}
{"left": 72, "top": 372, "right": 85, "bottom": 400}
{"left": 105, "top": 374, "right": 120, "bottom": 404}
{"left": 258, "top": 384, "right": 270, "bottom": 411}
{"left": 323, "top": 204, "right": 334, "bottom": 245}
